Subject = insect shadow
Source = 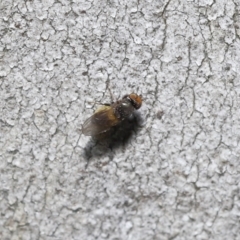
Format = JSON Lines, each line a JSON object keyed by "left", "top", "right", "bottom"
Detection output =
{"left": 83, "top": 111, "right": 144, "bottom": 164}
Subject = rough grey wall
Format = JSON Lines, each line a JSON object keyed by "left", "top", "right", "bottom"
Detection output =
{"left": 1, "top": 0, "right": 240, "bottom": 239}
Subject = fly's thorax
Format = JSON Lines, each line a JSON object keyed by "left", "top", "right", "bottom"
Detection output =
{"left": 114, "top": 99, "right": 135, "bottom": 120}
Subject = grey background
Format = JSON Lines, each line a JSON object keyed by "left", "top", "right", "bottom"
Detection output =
{"left": 1, "top": 0, "right": 240, "bottom": 239}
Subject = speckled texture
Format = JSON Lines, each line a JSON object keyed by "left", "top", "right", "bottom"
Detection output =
{"left": 1, "top": 0, "right": 240, "bottom": 239}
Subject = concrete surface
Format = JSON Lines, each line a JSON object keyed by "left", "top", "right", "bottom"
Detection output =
{"left": 1, "top": 0, "right": 240, "bottom": 239}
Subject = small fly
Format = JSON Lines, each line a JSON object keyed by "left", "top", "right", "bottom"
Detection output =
{"left": 82, "top": 93, "right": 142, "bottom": 137}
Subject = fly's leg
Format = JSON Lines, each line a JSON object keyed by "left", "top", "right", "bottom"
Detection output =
{"left": 108, "top": 87, "right": 115, "bottom": 104}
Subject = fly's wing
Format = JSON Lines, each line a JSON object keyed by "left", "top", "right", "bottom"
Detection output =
{"left": 82, "top": 106, "right": 120, "bottom": 136}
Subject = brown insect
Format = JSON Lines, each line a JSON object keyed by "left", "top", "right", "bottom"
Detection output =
{"left": 82, "top": 93, "right": 142, "bottom": 136}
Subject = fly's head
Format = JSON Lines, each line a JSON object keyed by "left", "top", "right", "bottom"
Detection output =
{"left": 115, "top": 93, "right": 142, "bottom": 119}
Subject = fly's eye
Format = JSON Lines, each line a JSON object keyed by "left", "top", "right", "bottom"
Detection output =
{"left": 127, "top": 97, "right": 138, "bottom": 109}
{"left": 129, "top": 94, "right": 142, "bottom": 109}
{"left": 122, "top": 93, "right": 142, "bottom": 109}
{"left": 133, "top": 101, "right": 141, "bottom": 109}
